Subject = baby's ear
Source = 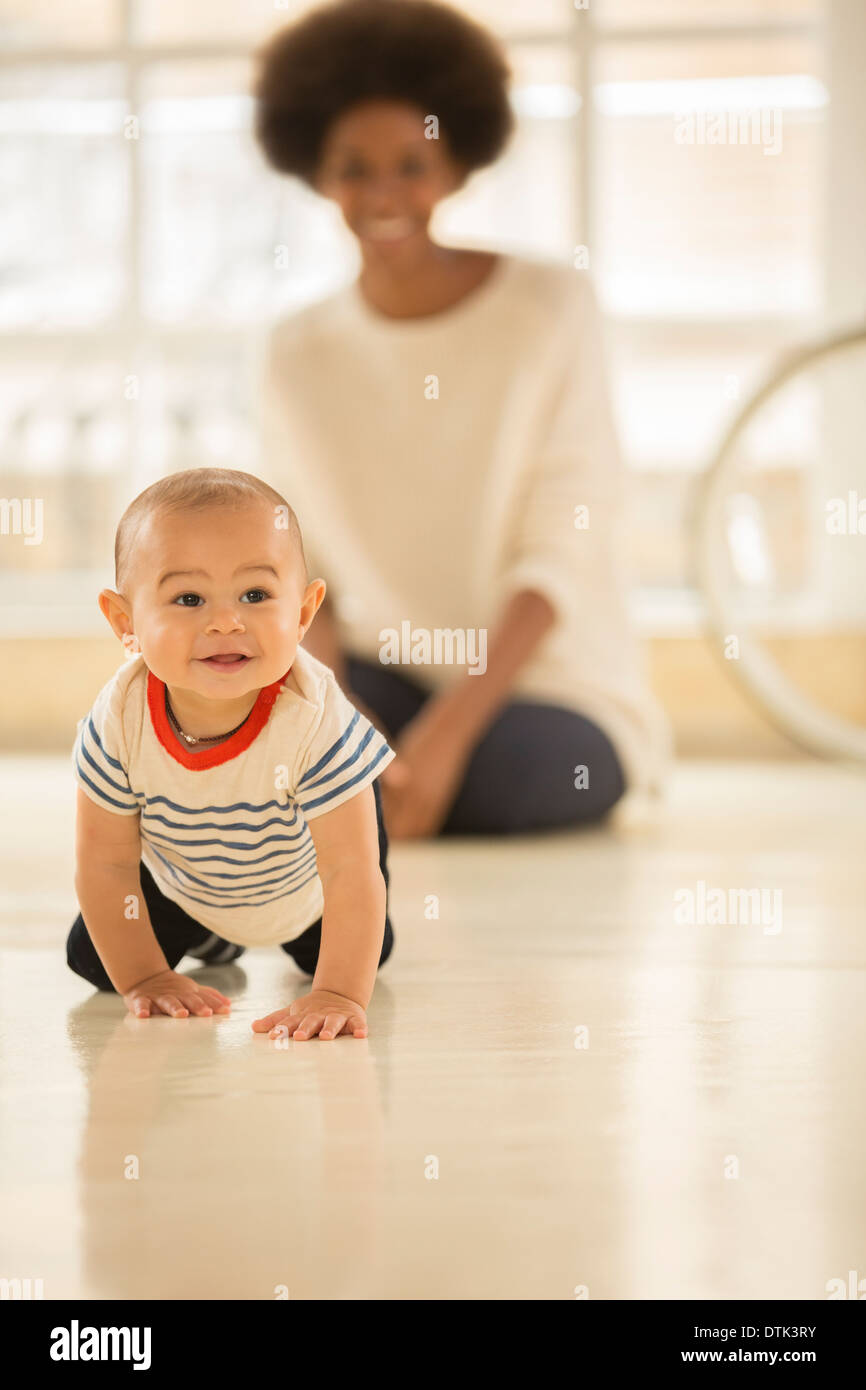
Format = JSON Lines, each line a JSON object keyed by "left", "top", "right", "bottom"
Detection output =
{"left": 98, "top": 588, "right": 134, "bottom": 645}
{"left": 303, "top": 577, "right": 327, "bottom": 621}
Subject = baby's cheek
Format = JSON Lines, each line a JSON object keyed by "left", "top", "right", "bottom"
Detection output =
{"left": 140, "top": 614, "right": 189, "bottom": 672}
{"left": 269, "top": 610, "right": 301, "bottom": 646}
{"left": 149, "top": 615, "right": 184, "bottom": 648}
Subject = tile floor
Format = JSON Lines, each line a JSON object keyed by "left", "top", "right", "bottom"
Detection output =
{"left": 1, "top": 755, "right": 864, "bottom": 1300}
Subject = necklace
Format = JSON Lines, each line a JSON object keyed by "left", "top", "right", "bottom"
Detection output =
{"left": 165, "top": 692, "right": 252, "bottom": 746}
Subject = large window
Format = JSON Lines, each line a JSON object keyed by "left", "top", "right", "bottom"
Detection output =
{"left": 0, "top": 0, "right": 828, "bottom": 632}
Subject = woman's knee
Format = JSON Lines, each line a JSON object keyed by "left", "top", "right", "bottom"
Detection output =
{"left": 441, "top": 703, "right": 627, "bottom": 834}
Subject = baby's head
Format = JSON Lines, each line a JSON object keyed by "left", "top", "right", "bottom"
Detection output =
{"left": 99, "top": 468, "right": 325, "bottom": 698}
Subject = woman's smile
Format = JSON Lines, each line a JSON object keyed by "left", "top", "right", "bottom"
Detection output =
{"left": 359, "top": 216, "right": 417, "bottom": 243}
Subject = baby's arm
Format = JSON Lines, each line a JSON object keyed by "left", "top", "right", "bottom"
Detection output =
{"left": 75, "top": 788, "right": 167, "bottom": 992}
{"left": 307, "top": 783, "right": 386, "bottom": 1008}
{"left": 74, "top": 789, "right": 230, "bottom": 1017}
{"left": 251, "top": 784, "right": 386, "bottom": 1041}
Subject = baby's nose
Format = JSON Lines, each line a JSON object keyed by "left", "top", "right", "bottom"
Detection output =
{"left": 207, "top": 606, "right": 244, "bottom": 631}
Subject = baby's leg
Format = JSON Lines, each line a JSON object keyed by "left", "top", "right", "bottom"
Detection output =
{"left": 66, "top": 862, "right": 244, "bottom": 993}
{"left": 280, "top": 913, "right": 394, "bottom": 977}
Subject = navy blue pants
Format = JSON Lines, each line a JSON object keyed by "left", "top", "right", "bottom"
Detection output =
{"left": 66, "top": 778, "right": 393, "bottom": 992}
{"left": 346, "top": 654, "right": 626, "bottom": 836}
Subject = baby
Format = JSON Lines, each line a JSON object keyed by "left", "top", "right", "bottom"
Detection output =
{"left": 67, "top": 467, "right": 396, "bottom": 1041}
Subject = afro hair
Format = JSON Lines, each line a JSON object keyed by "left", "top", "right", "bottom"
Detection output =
{"left": 253, "top": 0, "right": 514, "bottom": 184}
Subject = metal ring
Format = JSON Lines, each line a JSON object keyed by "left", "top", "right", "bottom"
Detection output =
{"left": 692, "top": 322, "right": 866, "bottom": 763}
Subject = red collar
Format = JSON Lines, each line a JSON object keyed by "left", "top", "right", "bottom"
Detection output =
{"left": 146, "top": 668, "right": 291, "bottom": 770}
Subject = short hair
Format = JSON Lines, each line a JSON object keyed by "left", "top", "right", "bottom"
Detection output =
{"left": 114, "top": 468, "right": 308, "bottom": 594}
{"left": 253, "top": 0, "right": 514, "bottom": 185}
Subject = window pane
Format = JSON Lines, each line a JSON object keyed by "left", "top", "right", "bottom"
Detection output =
{"left": 139, "top": 42, "right": 579, "bottom": 323}
{"left": 140, "top": 59, "right": 351, "bottom": 325}
{"left": 0, "top": 65, "right": 127, "bottom": 329}
{"left": 132, "top": 342, "right": 259, "bottom": 482}
{"left": 593, "top": 36, "right": 825, "bottom": 316}
{"left": 437, "top": 43, "right": 578, "bottom": 259}
{"left": 133, "top": 0, "right": 318, "bottom": 46}
{"left": 609, "top": 327, "right": 777, "bottom": 471}
{"left": 0, "top": 355, "right": 130, "bottom": 578}
{"left": 448, "top": 1, "right": 571, "bottom": 34}
{"left": 613, "top": 326, "right": 809, "bottom": 589}
{"left": 596, "top": 0, "right": 823, "bottom": 28}
{"left": 435, "top": 114, "right": 577, "bottom": 259}
{"left": 0, "top": 0, "right": 121, "bottom": 47}
{"left": 622, "top": 333, "right": 866, "bottom": 618}
{"left": 718, "top": 344, "right": 866, "bottom": 624}
{"left": 132, "top": 0, "right": 569, "bottom": 46}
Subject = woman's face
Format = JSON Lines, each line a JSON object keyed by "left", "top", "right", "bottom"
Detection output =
{"left": 314, "top": 99, "right": 466, "bottom": 264}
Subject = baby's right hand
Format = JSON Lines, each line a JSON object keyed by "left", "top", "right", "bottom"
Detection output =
{"left": 122, "top": 969, "right": 232, "bottom": 1020}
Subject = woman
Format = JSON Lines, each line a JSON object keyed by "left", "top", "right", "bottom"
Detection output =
{"left": 253, "top": 0, "right": 671, "bottom": 839}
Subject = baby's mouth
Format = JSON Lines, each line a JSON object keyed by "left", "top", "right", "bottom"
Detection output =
{"left": 197, "top": 654, "right": 252, "bottom": 668}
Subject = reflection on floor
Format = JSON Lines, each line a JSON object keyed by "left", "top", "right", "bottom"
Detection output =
{"left": 1, "top": 756, "right": 864, "bottom": 1300}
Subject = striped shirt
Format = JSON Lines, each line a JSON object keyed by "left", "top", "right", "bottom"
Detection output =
{"left": 71, "top": 646, "right": 396, "bottom": 947}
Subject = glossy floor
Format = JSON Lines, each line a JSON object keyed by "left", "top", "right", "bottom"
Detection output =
{"left": 1, "top": 756, "right": 864, "bottom": 1300}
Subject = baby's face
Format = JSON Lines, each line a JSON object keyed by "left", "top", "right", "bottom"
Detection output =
{"left": 121, "top": 501, "right": 316, "bottom": 698}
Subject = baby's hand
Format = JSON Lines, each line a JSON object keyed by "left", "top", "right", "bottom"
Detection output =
{"left": 122, "top": 969, "right": 232, "bottom": 1020}
{"left": 251, "top": 989, "right": 368, "bottom": 1041}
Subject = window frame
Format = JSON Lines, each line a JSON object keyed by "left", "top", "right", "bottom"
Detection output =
{"left": 0, "top": 2, "right": 834, "bottom": 636}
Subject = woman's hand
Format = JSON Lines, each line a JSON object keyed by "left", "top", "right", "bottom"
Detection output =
{"left": 374, "top": 593, "right": 557, "bottom": 838}
{"left": 346, "top": 683, "right": 461, "bottom": 836}
{"left": 379, "top": 704, "right": 473, "bottom": 840}
{"left": 346, "top": 686, "right": 455, "bottom": 833}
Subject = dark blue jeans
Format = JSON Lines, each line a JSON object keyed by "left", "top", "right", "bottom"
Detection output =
{"left": 346, "top": 654, "right": 627, "bottom": 836}
{"left": 66, "top": 777, "right": 393, "bottom": 991}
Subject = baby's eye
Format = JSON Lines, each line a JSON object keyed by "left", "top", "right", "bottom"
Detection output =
{"left": 240, "top": 588, "right": 270, "bottom": 604}
{"left": 173, "top": 593, "right": 203, "bottom": 607}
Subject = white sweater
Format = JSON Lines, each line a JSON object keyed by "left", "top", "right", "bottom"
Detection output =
{"left": 256, "top": 253, "right": 672, "bottom": 799}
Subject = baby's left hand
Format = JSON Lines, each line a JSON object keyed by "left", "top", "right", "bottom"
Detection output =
{"left": 251, "top": 989, "right": 368, "bottom": 1041}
